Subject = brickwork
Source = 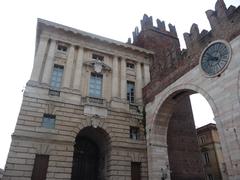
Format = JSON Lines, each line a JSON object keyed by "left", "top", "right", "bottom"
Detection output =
{"left": 131, "top": 2, "right": 240, "bottom": 179}
{"left": 145, "top": 33, "right": 240, "bottom": 180}
{"left": 136, "top": 1, "right": 240, "bottom": 103}
{"left": 167, "top": 96, "right": 204, "bottom": 180}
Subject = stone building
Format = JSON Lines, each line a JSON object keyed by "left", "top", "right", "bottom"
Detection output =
{"left": 3, "top": 0, "right": 240, "bottom": 180}
{"left": 197, "top": 123, "right": 226, "bottom": 180}
{"left": 3, "top": 18, "right": 152, "bottom": 180}
{"left": 0, "top": 168, "right": 4, "bottom": 180}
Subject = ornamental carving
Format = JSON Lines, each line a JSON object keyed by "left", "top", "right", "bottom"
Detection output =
{"left": 84, "top": 59, "right": 111, "bottom": 73}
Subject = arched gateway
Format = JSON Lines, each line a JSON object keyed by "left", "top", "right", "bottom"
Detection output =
{"left": 71, "top": 127, "right": 110, "bottom": 180}
{"left": 144, "top": 28, "right": 240, "bottom": 180}
{"left": 131, "top": 1, "right": 240, "bottom": 179}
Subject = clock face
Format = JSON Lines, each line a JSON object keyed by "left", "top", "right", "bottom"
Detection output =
{"left": 200, "top": 41, "right": 231, "bottom": 77}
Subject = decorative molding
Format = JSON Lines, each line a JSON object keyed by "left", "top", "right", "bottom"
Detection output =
{"left": 83, "top": 59, "right": 111, "bottom": 73}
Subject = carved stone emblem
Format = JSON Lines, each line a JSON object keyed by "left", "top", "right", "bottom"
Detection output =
{"left": 94, "top": 60, "right": 103, "bottom": 73}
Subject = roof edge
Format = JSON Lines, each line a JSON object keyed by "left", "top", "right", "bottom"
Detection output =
{"left": 37, "top": 18, "right": 154, "bottom": 55}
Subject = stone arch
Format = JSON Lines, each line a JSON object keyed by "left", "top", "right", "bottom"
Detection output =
{"left": 71, "top": 125, "right": 111, "bottom": 180}
{"left": 150, "top": 83, "right": 219, "bottom": 135}
{"left": 72, "top": 115, "right": 112, "bottom": 140}
{"left": 146, "top": 83, "right": 219, "bottom": 180}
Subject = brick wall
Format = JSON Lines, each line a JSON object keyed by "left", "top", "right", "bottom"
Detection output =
{"left": 135, "top": 1, "right": 240, "bottom": 103}
{"left": 167, "top": 96, "right": 205, "bottom": 180}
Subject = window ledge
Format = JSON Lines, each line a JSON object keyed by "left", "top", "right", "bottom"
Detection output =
{"left": 49, "top": 89, "right": 60, "bottom": 96}
{"left": 82, "top": 96, "right": 108, "bottom": 107}
{"left": 36, "top": 127, "right": 58, "bottom": 134}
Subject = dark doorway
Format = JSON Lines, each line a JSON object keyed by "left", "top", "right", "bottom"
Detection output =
{"left": 71, "top": 127, "right": 110, "bottom": 180}
{"left": 71, "top": 137, "right": 99, "bottom": 180}
{"left": 131, "top": 162, "right": 141, "bottom": 180}
{"left": 31, "top": 154, "right": 49, "bottom": 180}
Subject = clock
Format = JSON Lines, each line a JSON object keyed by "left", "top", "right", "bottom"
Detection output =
{"left": 200, "top": 40, "right": 231, "bottom": 77}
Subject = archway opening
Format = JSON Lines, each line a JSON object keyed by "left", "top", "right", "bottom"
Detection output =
{"left": 190, "top": 93, "right": 226, "bottom": 180}
{"left": 152, "top": 89, "right": 224, "bottom": 180}
{"left": 190, "top": 94, "right": 215, "bottom": 128}
{"left": 71, "top": 126, "right": 110, "bottom": 180}
{"left": 167, "top": 91, "right": 205, "bottom": 180}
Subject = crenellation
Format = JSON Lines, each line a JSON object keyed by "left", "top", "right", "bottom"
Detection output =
{"left": 227, "top": 5, "right": 236, "bottom": 15}
{"left": 200, "top": 29, "right": 209, "bottom": 38}
{"left": 215, "top": 0, "right": 228, "bottom": 18}
{"left": 141, "top": 14, "right": 153, "bottom": 30}
{"left": 132, "top": 27, "right": 139, "bottom": 42}
{"left": 190, "top": 23, "right": 200, "bottom": 41}
{"left": 156, "top": 19, "right": 166, "bottom": 31}
{"left": 143, "top": 0, "right": 240, "bottom": 104}
{"left": 168, "top": 23, "right": 177, "bottom": 36}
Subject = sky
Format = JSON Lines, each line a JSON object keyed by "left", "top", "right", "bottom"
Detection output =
{"left": 0, "top": 0, "right": 239, "bottom": 169}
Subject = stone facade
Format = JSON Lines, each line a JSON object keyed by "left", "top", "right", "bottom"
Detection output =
{"left": 197, "top": 123, "right": 227, "bottom": 180}
{"left": 0, "top": 168, "right": 4, "bottom": 180}
{"left": 3, "top": 19, "right": 152, "bottom": 180}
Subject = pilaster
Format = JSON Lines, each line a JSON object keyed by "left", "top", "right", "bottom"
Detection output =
{"left": 143, "top": 63, "right": 150, "bottom": 86}
{"left": 73, "top": 47, "right": 84, "bottom": 91}
{"left": 30, "top": 35, "right": 49, "bottom": 82}
{"left": 62, "top": 45, "right": 75, "bottom": 89}
{"left": 112, "top": 56, "right": 119, "bottom": 98}
{"left": 136, "top": 62, "right": 143, "bottom": 103}
{"left": 41, "top": 39, "right": 56, "bottom": 85}
{"left": 120, "top": 58, "right": 126, "bottom": 100}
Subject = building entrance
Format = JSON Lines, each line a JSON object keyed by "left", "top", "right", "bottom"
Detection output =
{"left": 71, "top": 126, "right": 110, "bottom": 180}
{"left": 71, "top": 137, "right": 99, "bottom": 180}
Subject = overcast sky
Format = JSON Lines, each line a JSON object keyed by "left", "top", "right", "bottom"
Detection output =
{"left": 0, "top": 0, "right": 238, "bottom": 169}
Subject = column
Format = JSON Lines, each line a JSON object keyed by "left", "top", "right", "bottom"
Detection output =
{"left": 143, "top": 63, "right": 150, "bottom": 85}
{"left": 120, "top": 58, "right": 126, "bottom": 100}
{"left": 41, "top": 39, "right": 56, "bottom": 84}
{"left": 62, "top": 45, "right": 75, "bottom": 88}
{"left": 30, "top": 35, "right": 49, "bottom": 82}
{"left": 111, "top": 56, "right": 119, "bottom": 98}
{"left": 73, "top": 47, "right": 84, "bottom": 91}
{"left": 135, "top": 62, "right": 142, "bottom": 102}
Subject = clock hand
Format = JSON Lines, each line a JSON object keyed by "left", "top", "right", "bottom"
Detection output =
{"left": 210, "top": 57, "right": 219, "bottom": 61}
{"left": 209, "top": 56, "right": 218, "bottom": 61}
{"left": 206, "top": 52, "right": 214, "bottom": 58}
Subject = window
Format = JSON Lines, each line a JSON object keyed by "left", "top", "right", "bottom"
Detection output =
{"left": 200, "top": 136, "right": 205, "bottom": 143}
{"left": 42, "top": 114, "right": 56, "bottom": 129}
{"left": 31, "top": 154, "right": 49, "bottom": 180}
{"left": 127, "top": 81, "right": 135, "bottom": 103}
{"left": 202, "top": 151, "right": 210, "bottom": 164}
{"left": 89, "top": 73, "right": 103, "bottom": 97}
{"left": 127, "top": 62, "right": 135, "bottom": 69}
{"left": 92, "top": 54, "right": 104, "bottom": 61}
{"left": 131, "top": 162, "right": 141, "bottom": 180}
{"left": 57, "top": 44, "right": 68, "bottom": 53}
{"left": 130, "top": 126, "right": 140, "bottom": 140}
{"left": 207, "top": 174, "right": 214, "bottom": 180}
{"left": 49, "top": 65, "right": 64, "bottom": 96}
